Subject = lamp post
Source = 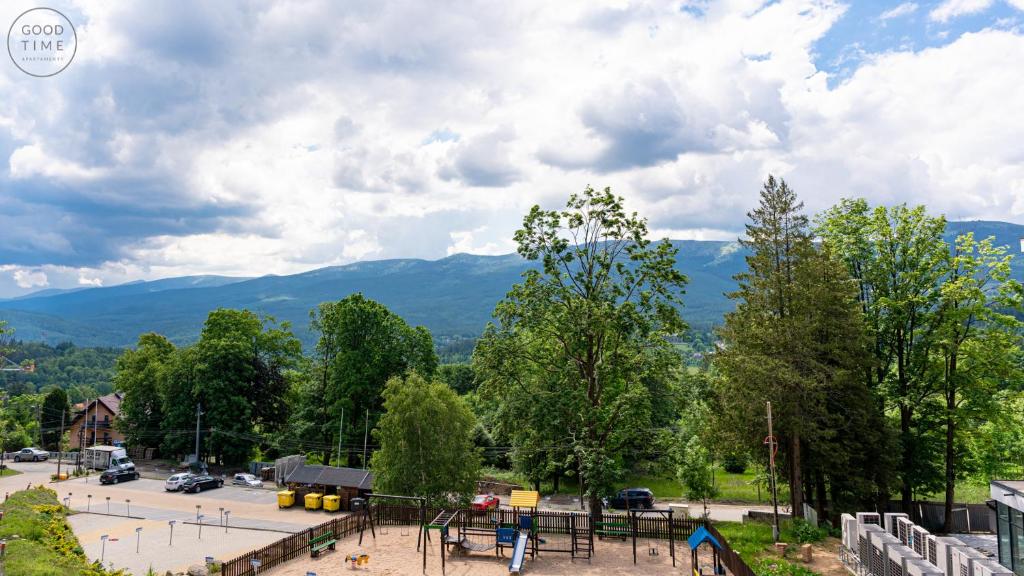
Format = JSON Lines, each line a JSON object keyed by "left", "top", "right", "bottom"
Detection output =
{"left": 224, "top": 511, "right": 230, "bottom": 533}
{"left": 197, "top": 514, "right": 205, "bottom": 540}
{"left": 106, "top": 496, "right": 110, "bottom": 514}
{"left": 135, "top": 527, "right": 142, "bottom": 553}
{"left": 219, "top": 507, "right": 224, "bottom": 526}
{"left": 126, "top": 499, "right": 131, "bottom": 517}
{"left": 87, "top": 494, "right": 92, "bottom": 512}
{"left": 168, "top": 520, "right": 176, "bottom": 546}
{"left": 195, "top": 505, "right": 201, "bottom": 523}
{"left": 100, "top": 534, "right": 108, "bottom": 562}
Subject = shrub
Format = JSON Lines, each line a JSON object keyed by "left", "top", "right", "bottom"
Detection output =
{"left": 722, "top": 453, "right": 748, "bottom": 474}
{"left": 783, "top": 518, "right": 828, "bottom": 544}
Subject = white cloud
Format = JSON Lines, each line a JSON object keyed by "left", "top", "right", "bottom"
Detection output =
{"left": 880, "top": 3, "right": 918, "bottom": 20}
{"left": 929, "top": 0, "right": 994, "bottom": 22}
{"left": 0, "top": 0, "right": 1023, "bottom": 297}
{"left": 12, "top": 269, "right": 48, "bottom": 288}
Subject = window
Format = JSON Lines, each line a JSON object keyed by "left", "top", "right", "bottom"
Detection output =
{"left": 1011, "top": 506, "right": 1024, "bottom": 576}
{"left": 999, "top": 502, "right": 1012, "bottom": 570}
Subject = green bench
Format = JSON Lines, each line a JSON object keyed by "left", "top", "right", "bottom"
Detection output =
{"left": 310, "top": 532, "right": 337, "bottom": 558}
{"left": 594, "top": 521, "right": 630, "bottom": 541}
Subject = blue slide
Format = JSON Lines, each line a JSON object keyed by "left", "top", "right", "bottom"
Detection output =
{"left": 508, "top": 530, "right": 529, "bottom": 574}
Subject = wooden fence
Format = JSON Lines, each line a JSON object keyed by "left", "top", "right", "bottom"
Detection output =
{"left": 221, "top": 504, "right": 751, "bottom": 575}
{"left": 220, "top": 514, "right": 363, "bottom": 576}
{"left": 706, "top": 523, "right": 758, "bottom": 576}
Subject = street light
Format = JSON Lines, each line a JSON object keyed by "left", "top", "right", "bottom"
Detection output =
{"left": 100, "top": 534, "right": 108, "bottom": 562}
{"left": 197, "top": 514, "right": 205, "bottom": 540}
{"left": 168, "top": 520, "right": 176, "bottom": 546}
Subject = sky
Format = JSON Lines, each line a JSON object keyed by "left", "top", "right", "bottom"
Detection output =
{"left": 1, "top": 0, "right": 1024, "bottom": 297}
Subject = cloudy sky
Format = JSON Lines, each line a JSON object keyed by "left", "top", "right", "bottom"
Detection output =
{"left": 1, "top": 0, "right": 1023, "bottom": 297}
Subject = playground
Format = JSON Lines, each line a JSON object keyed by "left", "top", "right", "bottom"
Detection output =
{"left": 255, "top": 491, "right": 723, "bottom": 576}
{"left": 262, "top": 529, "right": 691, "bottom": 575}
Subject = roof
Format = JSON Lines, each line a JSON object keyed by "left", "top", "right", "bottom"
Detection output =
{"left": 85, "top": 445, "right": 122, "bottom": 453}
{"left": 509, "top": 490, "right": 540, "bottom": 508}
{"left": 70, "top": 393, "right": 123, "bottom": 424}
{"left": 285, "top": 464, "right": 373, "bottom": 490}
{"left": 687, "top": 526, "right": 722, "bottom": 550}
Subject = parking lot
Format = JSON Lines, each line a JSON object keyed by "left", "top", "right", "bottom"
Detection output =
{"left": 1, "top": 460, "right": 336, "bottom": 575}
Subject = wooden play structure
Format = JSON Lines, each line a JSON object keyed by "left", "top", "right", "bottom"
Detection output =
{"left": 688, "top": 525, "right": 725, "bottom": 576}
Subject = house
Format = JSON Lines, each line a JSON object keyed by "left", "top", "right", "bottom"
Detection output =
{"left": 991, "top": 480, "right": 1024, "bottom": 574}
{"left": 284, "top": 463, "right": 374, "bottom": 511}
{"left": 68, "top": 393, "right": 125, "bottom": 449}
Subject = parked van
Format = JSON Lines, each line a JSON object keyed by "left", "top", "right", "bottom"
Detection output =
{"left": 83, "top": 445, "right": 133, "bottom": 471}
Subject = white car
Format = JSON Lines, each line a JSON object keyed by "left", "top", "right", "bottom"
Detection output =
{"left": 165, "top": 472, "right": 195, "bottom": 492}
{"left": 13, "top": 447, "right": 48, "bottom": 462}
{"left": 232, "top": 473, "right": 263, "bottom": 488}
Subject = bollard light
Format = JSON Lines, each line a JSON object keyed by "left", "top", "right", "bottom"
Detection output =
{"left": 135, "top": 527, "right": 142, "bottom": 553}
{"left": 198, "top": 514, "right": 205, "bottom": 540}
{"left": 195, "top": 505, "right": 201, "bottom": 523}
{"left": 126, "top": 499, "right": 131, "bottom": 517}
{"left": 168, "top": 520, "right": 176, "bottom": 546}
{"left": 106, "top": 496, "right": 110, "bottom": 514}
{"left": 87, "top": 494, "right": 92, "bottom": 512}
{"left": 219, "top": 507, "right": 224, "bottom": 526}
{"left": 100, "top": 534, "right": 108, "bottom": 562}
{"left": 224, "top": 511, "right": 231, "bottom": 533}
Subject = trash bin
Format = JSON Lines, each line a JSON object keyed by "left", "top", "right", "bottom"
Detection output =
{"left": 323, "top": 495, "right": 340, "bottom": 512}
{"left": 351, "top": 497, "right": 366, "bottom": 512}
{"left": 277, "top": 490, "right": 295, "bottom": 509}
{"left": 304, "top": 492, "right": 323, "bottom": 511}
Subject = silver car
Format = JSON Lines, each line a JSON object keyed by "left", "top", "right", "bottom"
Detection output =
{"left": 165, "top": 472, "right": 194, "bottom": 491}
{"left": 13, "top": 447, "right": 48, "bottom": 462}
{"left": 232, "top": 473, "right": 263, "bottom": 488}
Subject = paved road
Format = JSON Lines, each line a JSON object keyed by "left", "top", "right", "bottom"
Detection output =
{"left": 1, "top": 460, "right": 333, "bottom": 574}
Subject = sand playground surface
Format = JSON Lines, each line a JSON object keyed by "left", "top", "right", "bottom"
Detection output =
{"left": 264, "top": 530, "right": 699, "bottom": 576}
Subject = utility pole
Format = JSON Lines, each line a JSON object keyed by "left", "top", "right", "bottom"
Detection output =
{"left": 56, "top": 409, "right": 65, "bottom": 480}
{"left": 362, "top": 408, "right": 369, "bottom": 470}
{"left": 35, "top": 403, "right": 42, "bottom": 447}
{"left": 336, "top": 407, "right": 344, "bottom": 466}
{"left": 766, "top": 401, "right": 781, "bottom": 542}
{"left": 92, "top": 397, "right": 98, "bottom": 446}
{"left": 194, "top": 403, "right": 203, "bottom": 471}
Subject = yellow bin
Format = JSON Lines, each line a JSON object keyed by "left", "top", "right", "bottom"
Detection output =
{"left": 277, "top": 490, "right": 295, "bottom": 509}
{"left": 304, "top": 492, "right": 323, "bottom": 511}
{"left": 323, "top": 495, "right": 340, "bottom": 512}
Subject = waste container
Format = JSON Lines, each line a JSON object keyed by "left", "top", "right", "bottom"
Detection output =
{"left": 351, "top": 497, "right": 366, "bottom": 512}
{"left": 277, "top": 490, "right": 295, "bottom": 509}
{"left": 323, "top": 495, "right": 340, "bottom": 512}
{"left": 305, "top": 492, "right": 323, "bottom": 510}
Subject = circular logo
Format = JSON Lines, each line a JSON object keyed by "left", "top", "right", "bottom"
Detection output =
{"left": 8, "top": 7, "right": 77, "bottom": 77}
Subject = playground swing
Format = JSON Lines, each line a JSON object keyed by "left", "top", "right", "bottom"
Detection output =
{"left": 401, "top": 523, "right": 410, "bottom": 537}
{"left": 648, "top": 534, "right": 659, "bottom": 557}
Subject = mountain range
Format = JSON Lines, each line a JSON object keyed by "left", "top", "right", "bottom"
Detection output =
{"left": 1, "top": 221, "right": 1021, "bottom": 349}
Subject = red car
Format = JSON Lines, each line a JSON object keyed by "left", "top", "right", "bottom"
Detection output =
{"left": 471, "top": 494, "right": 500, "bottom": 511}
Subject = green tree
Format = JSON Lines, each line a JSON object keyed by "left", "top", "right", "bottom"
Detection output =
{"left": 474, "top": 186, "right": 687, "bottom": 520}
{"left": 40, "top": 387, "right": 71, "bottom": 450}
{"left": 933, "top": 233, "right": 1023, "bottom": 530}
{"left": 716, "top": 176, "right": 882, "bottom": 517}
{"left": 677, "top": 436, "right": 717, "bottom": 518}
{"left": 302, "top": 295, "right": 437, "bottom": 466}
{"left": 370, "top": 372, "right": 481, "bottom": 503}
{"left": 437, "top": 364, "right": 477, "bottom": 395}
{"left": 818, "top": 200, "right": 951, "bottom": 508}
{"left": 114, "top": 333, "right": 175, "bottom": 448}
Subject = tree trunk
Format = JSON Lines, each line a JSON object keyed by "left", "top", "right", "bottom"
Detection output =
{"left": 588, "top": 494, "right": 603, "bottom": 524}
{"left": 790, "top": 434, "right": 804, "bottom": 518}
{"left": 552, "top": 470, "right": 560, "bottom": 493}
{"left": 816, "top": 470, "right": 828, "bottom": 521}
{"left": 900, "top": 405, "right": 913, "bottom": 510}
{"left": 943, "top": 356, "right": 957, "bottom": 533}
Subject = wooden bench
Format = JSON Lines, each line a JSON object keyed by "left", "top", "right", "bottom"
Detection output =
{"left": 310, "top": 532, "right": 336, "bottom": 558}
{"left": 594, "top": 522, "right": 630, "bottom": 541}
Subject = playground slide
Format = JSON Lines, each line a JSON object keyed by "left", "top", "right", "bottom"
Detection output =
{"left": 508, "top": 530, "right": 529, "bottom": 574}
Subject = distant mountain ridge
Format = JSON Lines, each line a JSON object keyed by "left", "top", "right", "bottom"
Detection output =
{"left": 0, "top": 221, "right": 1020, "bottom": 349}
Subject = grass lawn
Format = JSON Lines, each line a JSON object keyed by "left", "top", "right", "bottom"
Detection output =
{"left": 0, "top": 467, "right": 21, "bottom": 477}
{"left": 0, "top": 486, "right": 125, "bottom": 575}
{"left": 910, "top": 481, "right": 992, "bottom": 504}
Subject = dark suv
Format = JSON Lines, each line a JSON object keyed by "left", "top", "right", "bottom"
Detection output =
{"left": 604, "top": 488, "right": 655, "bottom": 510}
